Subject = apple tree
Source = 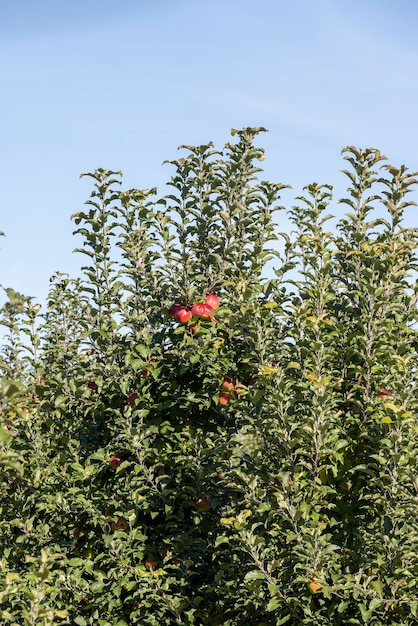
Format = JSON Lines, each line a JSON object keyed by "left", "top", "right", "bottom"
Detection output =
{"left": 0, "top": 129, "right": 417, "bottom": 625}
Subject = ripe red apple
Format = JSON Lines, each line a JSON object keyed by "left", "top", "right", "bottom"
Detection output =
{"left": 222, "top": 379, "right": 235, "bottom": 391}
{"left": 110, "top": 455, "right": 122, "bottom": 469}
{"left": 144, "top": 556, "right": 158, "bottom": 569}
{"left": 169, "top": 303, "right": 192, "bottom": 323}
{"left": 191, "top": 303, "right": 213, "bottom": 317}
{"left": 219, "top": 391, "right": 231, "bottom": 405}
{"left": 169, "top": 303, "right": 182, "bottom": 317}
{"left": 87, "top": 380, "right": 98, "bottom": 391}
{"left": 205, "top": 293, "right": 220, "bottom": 310}
{"left": 378, "top": 388, "right": 390, "bottom": 399}
{"left": 195, "top": 495, "right": 211, "bottom": 511}
{"left": 73, "top": 527, "right": 81, "bottom": 538}
{"left": 127, "top": 391, "right": 138, "bottom": 405}
{"left": 176, "top": 307, "right": 192, "bottom": 323}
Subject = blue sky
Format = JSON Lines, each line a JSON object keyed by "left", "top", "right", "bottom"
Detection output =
{"left": 1, "top": 0, "right": 418, "bottom": 306}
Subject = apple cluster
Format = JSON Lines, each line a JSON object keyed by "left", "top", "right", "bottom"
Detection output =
{"left": 218, "top": 378, "right": 243, "bottom": 405}
{"left": 169, "top": 293, "right": 220, "bottom": 324}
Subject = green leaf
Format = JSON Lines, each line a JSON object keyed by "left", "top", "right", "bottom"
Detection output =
{"left": 369, "top": 597, "right": 383, "bottom": 611}
{"left": 267, "top": 596, "right": 281, "bottom": 612}
{"left": 381, "top": 416, "right": 392, "bottom": 424}
{"left": 0, "top": 426, "right": 11, "bottom": 444}
{"left": 244, "top": 570, "right": 265, "bottom": 581}
{"left": 371, "top": 580, "right": 383, "bottom": 594}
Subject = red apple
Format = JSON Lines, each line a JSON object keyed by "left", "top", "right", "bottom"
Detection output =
{"left": 73, "top": 527, "right": 81, "bottom": 538}
{"left": 378, "top": 388, "right": 390, "bottom": 399}
{"left": 191, "top": 303, "right": 213, "bottom": 317}
{"left": 169, "top": 303, "right": 182, "bottom": 317}
{"left": 144, "top": 556, "right": 158, "bottom": 569}
{"left": 219, "top": 391, "right": 231, "bottom": 405}
{"left": 205, "top": 293, "right": 220, "bottom": 310}
{"left": 169, "top": 303, "right": 192, "bottom": 323}
{"left": 110, "top": 455, "right": 122, "bottom": 469}
{"left": 195, "top": 495, "right": 211, "bottom": 511}
{"left": 176, "top": 307, "right": 192, "bottom": 323}
{"left": 87, "top": 380, "right": 98, "bottom": 391}
{"left": 127, "top": 391, "right": 138, "bottom": 405}
{"left": 222, "top": 379, "right": 235, "bottom": 391}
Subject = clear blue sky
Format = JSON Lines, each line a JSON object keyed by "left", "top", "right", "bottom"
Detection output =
{"left": 1, "top": 0, "right": 418, "bottom": 306}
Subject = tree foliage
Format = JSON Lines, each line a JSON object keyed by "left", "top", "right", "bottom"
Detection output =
{"left": 1, "top": 128, "right": 417, "bottom": 625}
